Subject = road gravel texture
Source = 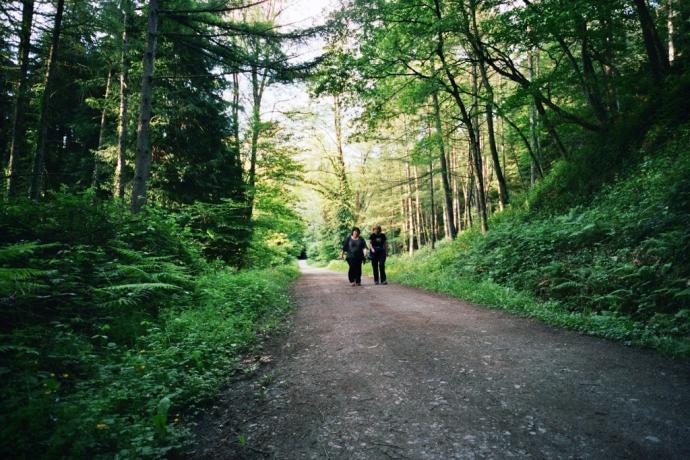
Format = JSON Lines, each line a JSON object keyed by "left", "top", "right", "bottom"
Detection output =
{"left": 192, "top": 262, "right": 690, "bottom": 459}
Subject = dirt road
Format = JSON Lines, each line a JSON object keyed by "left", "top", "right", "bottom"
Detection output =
{"left": 192, "top": 262, "right": 690, "bottom": 459}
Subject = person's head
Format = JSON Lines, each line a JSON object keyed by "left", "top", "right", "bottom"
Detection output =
{"left": 374, "top": 224, "right": 382, "bottom": 234}
{"left": 351, "top": 227, "right": 361, "bottom": 237}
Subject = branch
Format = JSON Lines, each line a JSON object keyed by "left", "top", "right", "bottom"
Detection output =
{"left": 159, "top": 0, "right": 268, "bottom": 14}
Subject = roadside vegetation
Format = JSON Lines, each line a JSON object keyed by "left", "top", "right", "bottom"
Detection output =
{"left": 0, "top": 193, "right": 299, "bottom": 458}
{"left": 310, "top": 0, "right": 690, "bottom": 358}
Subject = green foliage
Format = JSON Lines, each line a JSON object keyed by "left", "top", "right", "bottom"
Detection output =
{"left": 246, "top": 125, "right": 307, "bottom": 267}
{"left": 0, "top": 191, "right": 299, "bottom": 458}
{"left": 175, "top": 199, "right": 251, "bottom": 265}
{"left": 248, "top": 190, "right": 306, "bottom": 268}
{"left": 382, "top": 126, "right": 690, "bottom": 357}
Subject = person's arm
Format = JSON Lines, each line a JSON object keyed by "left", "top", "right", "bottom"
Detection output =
{"left": 340, "top": 237, "right": 348, "bottom": 259}
{"left": 369, "top": 236, "right": 375, "bottom": 253}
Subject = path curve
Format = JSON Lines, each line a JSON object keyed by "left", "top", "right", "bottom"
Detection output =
{"left": 192, "top": 262, "right": 690, "bottom": 459}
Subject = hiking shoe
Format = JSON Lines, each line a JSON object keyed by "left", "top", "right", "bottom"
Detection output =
{"left": 350, "top": 282, "right": 356, "bottom": 286}
{"left": 374, "top": 281, "right": 380, "bottom": 285}
{"left": 356, "top": 282, "right": 361, "bottom": 286}
{"left": 381, "top": 281, "right": 388, "bottom": 285}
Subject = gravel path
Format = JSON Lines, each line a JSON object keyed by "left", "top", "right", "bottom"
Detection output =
{"left": 191, "top": 262, "right": 690, "bottom": 459}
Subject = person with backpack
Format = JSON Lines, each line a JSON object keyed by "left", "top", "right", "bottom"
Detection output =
{"left": 368, "top": 224, "right": 387, "bottom": 285}
{"left": 340, "top": 227, "right": 367, "bottom": 286}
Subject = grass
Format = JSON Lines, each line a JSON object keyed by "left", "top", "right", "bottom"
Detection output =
{"left": 384, "top": 246, "right": 690, "bottom": 358}
{"left": 318, "top": 249, "right": 689, "bottom": 358}
{"left": 314, "top": 124, "right": 690, "bottom": 358}
{"left": 0, "top": 192, "right": 301, "bottom": 458}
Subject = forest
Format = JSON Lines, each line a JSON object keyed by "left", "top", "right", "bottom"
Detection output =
{"left": 1, "top": 0, "right": 689, "bottom": 457}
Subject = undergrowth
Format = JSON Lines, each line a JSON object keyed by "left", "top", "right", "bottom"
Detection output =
{"left": 326, "top": 124, "right": 690, "bottom": 358}
{"left": 0, "top": 191, "right": 299, "bottom": 458}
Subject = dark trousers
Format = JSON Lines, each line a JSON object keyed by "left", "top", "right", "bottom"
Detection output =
{"left": 371, "top": 257, "right": 386, "bottom": 283}
{"left": 347, "top": 259, "right": 362, "bottom": 283}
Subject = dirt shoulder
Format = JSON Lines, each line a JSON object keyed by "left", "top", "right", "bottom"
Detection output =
{"left": 191, "top": 262, "right": 690, "bottom": 459}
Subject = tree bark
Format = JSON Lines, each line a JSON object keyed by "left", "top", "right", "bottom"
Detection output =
{"left": 465, "top": 151, "right": 474, "bottom": 229}
{"left": 451, "top": 143, "right": 460, "bottom": 231}
{"left": 577, "top": 19, "right": 609, "bottom": 124}
{"left": 231, "top": 72, "right": 241, "bottom": 167}
{"left": 433, "top": 0, "right": 488, "bottom": 232}
{"left": 93, "top": 67, "right": 113, "bottom": 189}
{"left": 667, "top": 0, "right": 675, "bottom": 66}
{"left": 428, "top": 155, "right": 436, "bottom": 249}
{"left": 332, "top": 95, "right": 351, "bottom": 201}
{"left": 413, "top": 165, "right": 425, "bottom": 246}
{"left": 131, "top": 0, "right": 159, "bottom": 212}
{"left": 479, "top": 63, "right": 508, "bottom": 209}
{"left": 406, "top": 162, "right": 415, "bottom": 253}
{"left": 633, "top": 0, "right": 670, "bottom": 83}
{"left": 248, "top": 65, "right": 265, "bottom": 192}
{"left": 29, "top": 0, "right": 65, "bottom": 199}
{"left": 432, "top": 90, "right": 457, "bottom": 239}
{"left": 528, "top": 48, "right": 539, "bottom": 187}
{"left": 469, "top": 0, "right": 508, "bottom": 210}
{"left": 114, "top": 0, "right": 131, "bottom": 199}
{"left": 7, "top": 0, "right": 35, "bottom": 197}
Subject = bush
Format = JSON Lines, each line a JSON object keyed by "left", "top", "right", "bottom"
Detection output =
{"left": 0, "top": 191, "right": 299, "bottom": 458}
{"left": 383, "top": 125, "right": 690, "bottom": 357}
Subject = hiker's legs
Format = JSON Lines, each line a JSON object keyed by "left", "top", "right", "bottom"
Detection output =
{"left": 347, "top": 259, "right": 355, "bottom": 283}
{"left": 371, "top": 258, "right": 380, "bottom": 283}
{"left": 379, "top": 258, "right": 387, "bottom": 283}
{"left": 353, "top": 261, "right": 362, "bottom": 284}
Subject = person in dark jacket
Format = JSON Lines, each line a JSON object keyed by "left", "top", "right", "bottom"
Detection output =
{"left": 340, "top": 227, "right": 367, "bottom": 286}
{"left": 368, "top": 224, "right": 387, "bottom": 285}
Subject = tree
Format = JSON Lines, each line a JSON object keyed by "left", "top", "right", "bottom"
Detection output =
{"left": 114, "top": 0, "right": 131, "bottom": 199}
{"left": 29, "top": 0, "right": 66, "bottom": 200}
{"left": 6, "top": 0, "right": 35, "bottom": 197}
{"left": 130, "top": 0, "right": 158, "bottom": 212}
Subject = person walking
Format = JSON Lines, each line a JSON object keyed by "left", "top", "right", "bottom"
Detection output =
{"left": 369, "top": 224, "right": 387, "bottom": 285}
{"left": 340, "top": 227, "right": 367, "bottom": 286}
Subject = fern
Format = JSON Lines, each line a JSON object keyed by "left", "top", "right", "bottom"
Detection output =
{"left": 0, "top": 266, "right": 50, "bottom": 295}
{"left": 101, "top": 282, "right": 180, "bottom": 292}
{"left": 0, "top": 242, "right": 58, "bottom": 263}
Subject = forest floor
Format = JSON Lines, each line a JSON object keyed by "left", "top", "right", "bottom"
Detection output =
{"left": 190, "top": 261, "right": 690, "bottom": 459}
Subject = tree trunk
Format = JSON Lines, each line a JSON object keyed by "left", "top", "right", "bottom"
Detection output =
{"left": 246, "top": 50, "right": 269, "bottom": 207}
{"left": 464, "top": 133, "right": 475, "bottom": 230}
{"left": 398, "top": 168, "right": 407, "bottom": 253}
{"left": 332, "top": 95, "right": 351, "bottom": 202}
{"left": 479, "top": 65, "right": 509, "bottom": 209}
{"left": 93, "top": 67, "right": 113, "bottom": 189}
{"left": 131, "top": 0, "right": 159, "bottom": 212}
{"left": 469, "top": 1, "right": 509, "bottom": 210}
{"left": 7, "top": 0, "right": 35, "bottom": 197}
{"left": 528, "top": 49, "right": 540, "bottom": 186}
{"left": 248, "top": 69, "right": 260, "bottom": 191}
{"left": 432, "top": 90, "right": 457, "bottom": 239}
{"left": 406, "top": 162, "right": 415, "bottom": 253}
{"left": 413, "top": 165, "right": 425, "bottom": 246}
{"left": 534, "top": 97, "right": 568, "bottom": 159}
{"left": 433, "top": 0, "right": 488, "bottom": 232}
{"left": 633, "top": 0, "right": 670, "bottom": 83}
{"left": 29, "top": 0, "right": 65, "bottom": 200}
{"left": 231, "top": 71, "right": 241, "bottom": 167}
{"left": 577, "top": 19, "right": 609, "bottom": 125}
{"left": 668, "top": 0, "right": 675, "bottom": 66}
{"left": 673, "top": 0, "right": 690, "bottom": 67}
{"left": 428, "top": 156, "right": 436, "bottom": 249}
{"left": 451, "top": 144, "right": 461, "bottom": 230}
{"left": 114, "top": 0, "right": 131, "bottom": 199}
